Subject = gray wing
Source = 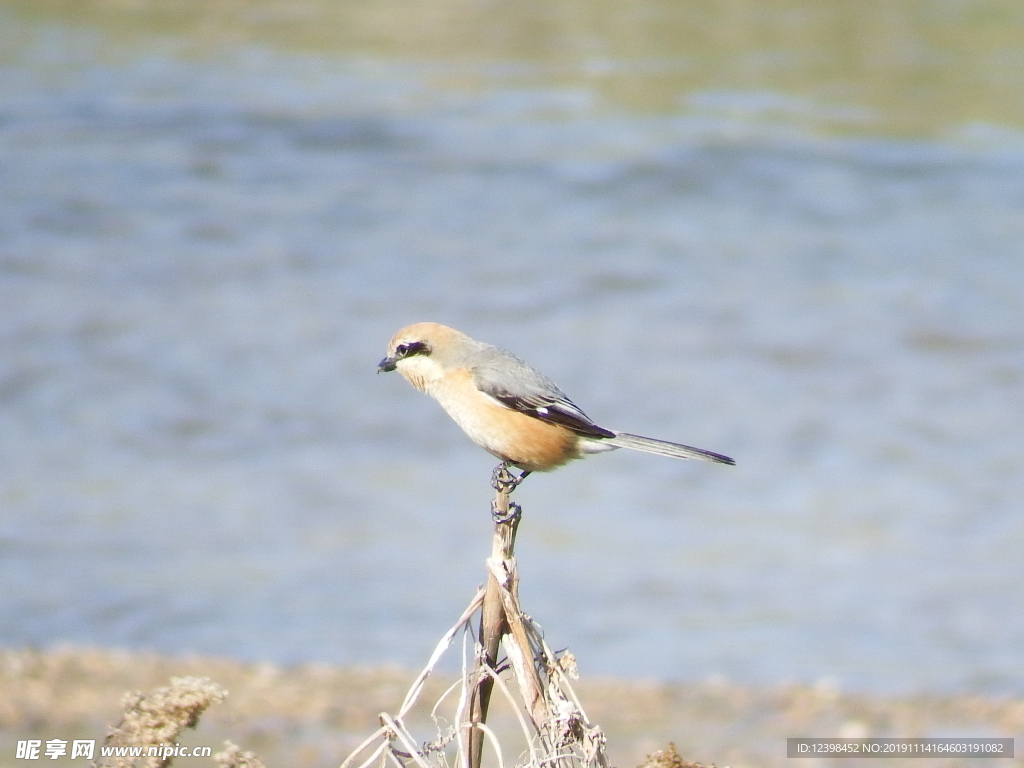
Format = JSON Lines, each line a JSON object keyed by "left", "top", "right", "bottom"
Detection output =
{"left": 472, "top": 348, "right": 615, "bottom": 439}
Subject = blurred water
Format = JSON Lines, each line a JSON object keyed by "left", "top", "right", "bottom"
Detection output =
{"left": 1, "top": 5, "right": 1023, "bottom": 696}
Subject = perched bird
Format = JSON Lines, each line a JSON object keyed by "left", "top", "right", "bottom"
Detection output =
{"left": 378, "top": 322, "right": 734, "bottom": 481}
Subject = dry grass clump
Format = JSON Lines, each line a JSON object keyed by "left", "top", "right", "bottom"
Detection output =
{"left": 98, "top": 676, "right": 228, "bottom": 768}
{"left": 0, "top": 646, "right": 427, "bottom": 768}
{"left": 213, "top": 740, "right": 268, "bottom": 768}
{"left": 639, "top": 743, "right": 715, "bottom": 768}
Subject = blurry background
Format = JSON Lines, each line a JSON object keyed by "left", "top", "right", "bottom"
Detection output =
{"left": 1, "top": 0, "right": 1022, "bottom": 697}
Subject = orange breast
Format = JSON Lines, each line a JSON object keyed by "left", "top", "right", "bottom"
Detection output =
{"left": 428, "top": 369, "right": 581, "bottom": 472}
{"left": 476, "top": 407, "right": 581, "bottom": 471}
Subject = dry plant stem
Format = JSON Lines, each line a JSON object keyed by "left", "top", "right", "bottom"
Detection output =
{"left": 339, "top": 462, "right": 610, "bottom": 768}
{"left": 468, "top": 467, "right": 521, "bottom": 768}
{"left": 487, "top": 558, "right": 548, "bottom": 725}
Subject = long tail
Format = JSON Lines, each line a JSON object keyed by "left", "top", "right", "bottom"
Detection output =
{"left": 606, "top": 432, "right": 735, "bottom": 465}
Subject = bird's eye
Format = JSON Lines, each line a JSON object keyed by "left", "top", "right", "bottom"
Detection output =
{"left": 395, "top": 341, "right": 428, "bottom": 358}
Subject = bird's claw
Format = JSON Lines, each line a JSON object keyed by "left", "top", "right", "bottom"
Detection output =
{"left": 491, "top": 462, "right": 530, "bottom": 493}
{"left": 492, "top": 500, "right": 522, "bottom": 524}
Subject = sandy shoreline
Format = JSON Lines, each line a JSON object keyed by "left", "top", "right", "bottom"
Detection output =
{"left": 1, "top": 646, "right": 1021, "bottom": 768}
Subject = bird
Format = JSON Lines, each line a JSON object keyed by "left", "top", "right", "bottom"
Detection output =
{"left": 378, "top": 322, "right": 734, "bottom": 483}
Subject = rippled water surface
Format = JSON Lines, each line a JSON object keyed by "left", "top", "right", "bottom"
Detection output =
{"left": 1, "top": 1, "right": 1023, "bottom": 695}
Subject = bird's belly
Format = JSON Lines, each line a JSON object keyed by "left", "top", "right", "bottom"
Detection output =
{"left": 429, "top": 380, "right": 579, "bottom": 472}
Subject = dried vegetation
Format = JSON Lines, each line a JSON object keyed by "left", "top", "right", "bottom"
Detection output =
{"left": 2, "top": 646, "right": 1023, "bottom": 768}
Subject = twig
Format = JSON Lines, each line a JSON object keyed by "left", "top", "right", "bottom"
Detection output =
{"left": 478, "top": 661, "right": 540, "bottom": 765}
{"left": 339, "top": 463, "right": 610, "bottom": 768}
{"left": 379, "top": 713, "right": 434, "bottom": 768}
{"left": 399, "top": 588, "right": 485, "bottom": 718}
{"left": 468, "top": 465, "right": 522, "bottom": 768}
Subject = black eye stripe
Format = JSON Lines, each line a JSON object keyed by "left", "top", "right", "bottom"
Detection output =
{"left": 396, "top": 341, "right": 429, "bottom": 358}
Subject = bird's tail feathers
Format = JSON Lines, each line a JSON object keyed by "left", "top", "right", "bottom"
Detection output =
{"left": 608, "top": 432, "right": 735, "bottom": 465}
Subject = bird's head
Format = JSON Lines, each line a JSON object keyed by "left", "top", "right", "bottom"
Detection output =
{"left": 378, "top": 322, "right": 477, "bottom": 391}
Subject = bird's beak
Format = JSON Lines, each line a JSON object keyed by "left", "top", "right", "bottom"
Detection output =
{"left": 377, "top": 356, "right": 397, "bottom": 373}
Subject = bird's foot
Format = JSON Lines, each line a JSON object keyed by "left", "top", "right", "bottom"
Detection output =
{"left": 491, "top": 462, "right": 530, "bottom": 493}
{"left": 492, "top": 500, "right": 522, "bottom": 524}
